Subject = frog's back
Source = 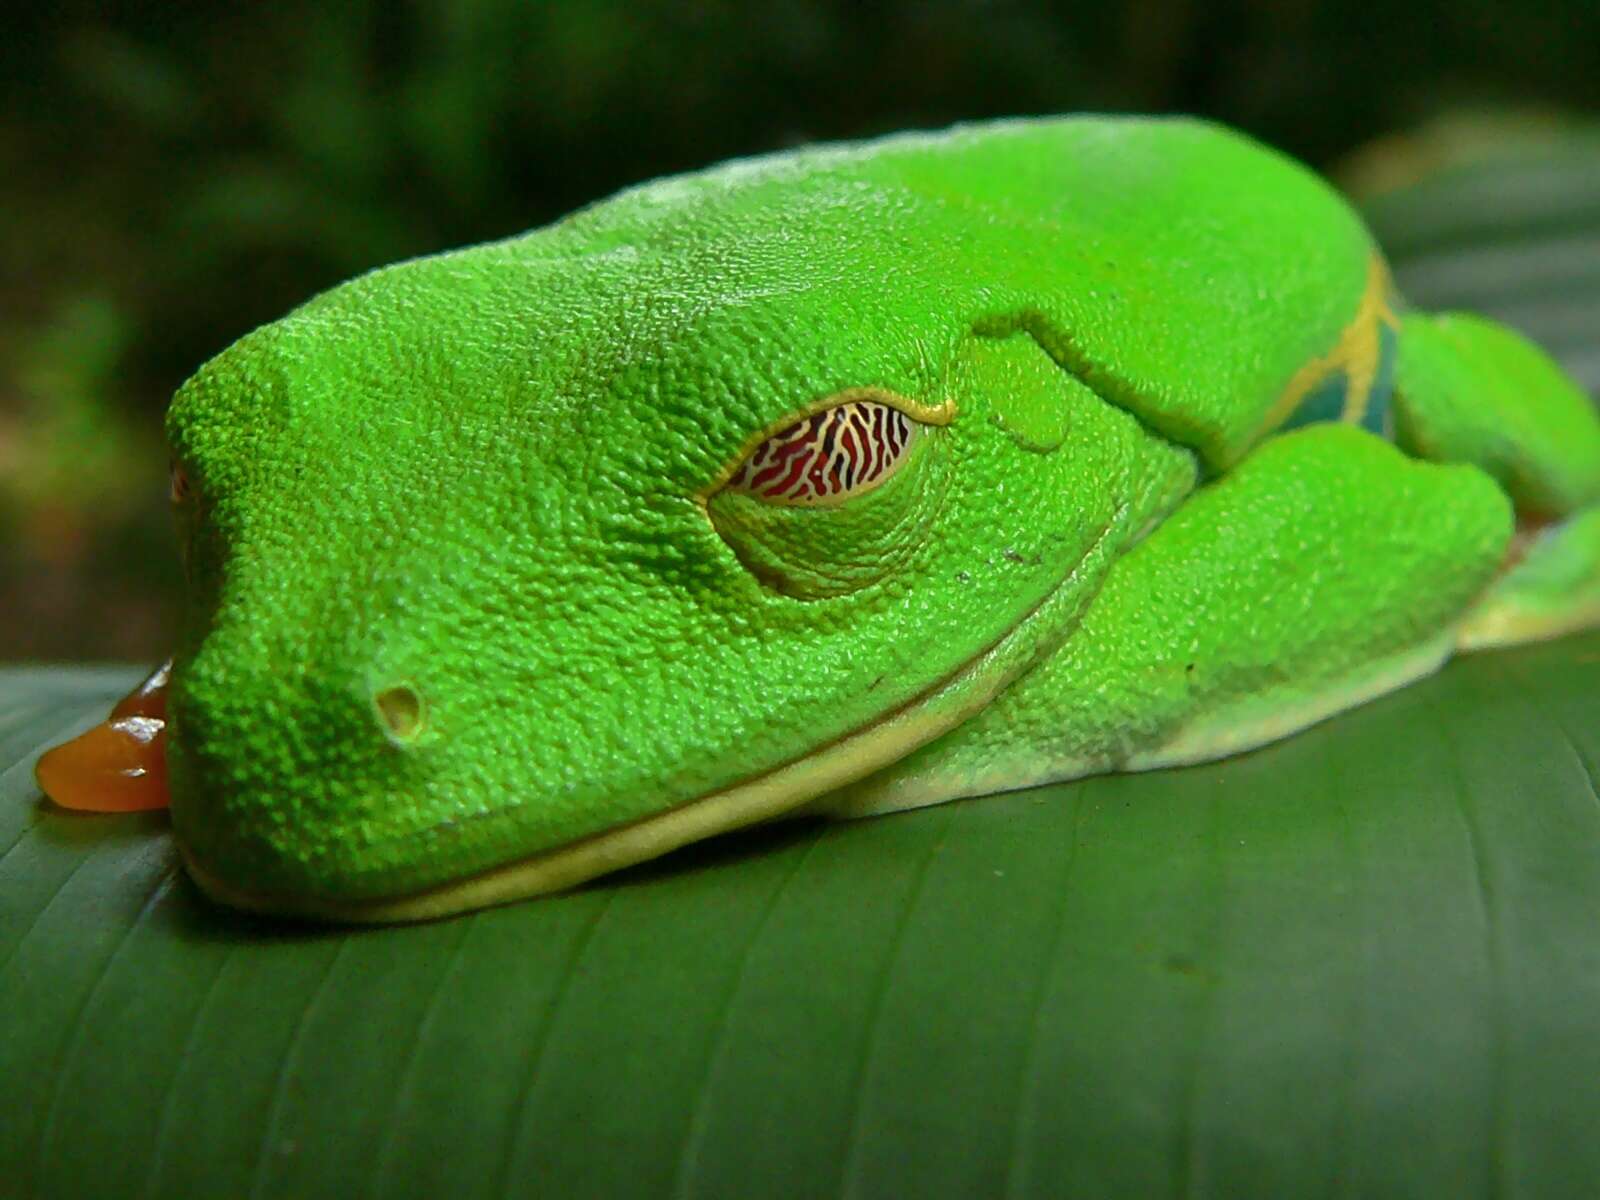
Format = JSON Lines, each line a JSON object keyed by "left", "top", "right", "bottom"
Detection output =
{"left": 535, "top": 115, "right": 1386, "bottom": 469}
{"left": 272, "top": 117, "right": 1384, "bottom": 474}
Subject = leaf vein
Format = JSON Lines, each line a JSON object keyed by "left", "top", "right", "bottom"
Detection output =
{"left": 669, "top": 835, "right": 827, "bottom": 1200}
{"left": 367, "top": 915, "right": 480, "bottom": 1200}
{"left": 1002, "top": 785, "right": 1090, "bottom": 1200}
{"left": 1435, "top": 694, "right": 1508, "bottom": 1200}
{"left": 837, "top": 810, "right": 956, "bottom": 1200}
{"left": 32, "top": 858, "right": 179, "bottom": 1195}
{"left": 495, "top": 891, "right": 617, "bottom": 1200}
{"left": 139, "top": 942, "right": 241, "bottom": 1200}
{"left": 247, "top": 938, "right": 353, "bottom": 1200}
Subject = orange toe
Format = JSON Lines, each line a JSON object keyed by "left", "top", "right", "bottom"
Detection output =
{"left": 34, "top": 660, "right": 172, "bottom": 813}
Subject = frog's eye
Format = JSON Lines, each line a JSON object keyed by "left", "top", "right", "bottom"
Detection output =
{"left": 169, "top": 461, "right": 193, "bottom": 505}
{"left": 726, "top": 400, "right": 922, "bottom": 506}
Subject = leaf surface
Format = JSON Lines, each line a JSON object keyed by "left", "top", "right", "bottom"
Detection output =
{"left": 3, "top": 637, "right": 1600, "bottom": 1199}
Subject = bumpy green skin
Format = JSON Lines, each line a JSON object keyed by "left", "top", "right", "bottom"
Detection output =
{"left": 819, "top": 426, "right": 1509, "bottom": 817}
{"left": 162, "top": 116, "right": 1600, "bottom": 920}
{"left": 1395, "top": 312, "right": 1600, "bottom": 517}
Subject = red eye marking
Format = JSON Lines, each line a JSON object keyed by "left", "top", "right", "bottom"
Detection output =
{"left": 169, "top": 461, "right": 192, "bottom": 505}
{"left": 728, "top": 400, "right": 919, "bottom": 505}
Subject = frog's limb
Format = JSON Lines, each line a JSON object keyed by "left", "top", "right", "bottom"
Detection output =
{"left": 1455, "top": 506, "right": 1600, "bottom": 650}
{"left": 1393, "top": 312, "right": 1600, "bottom": 516}
{"left": 814, "top": 425, "right": 1511, "bottom": 819}
{"left": 1393, "top": 312, "right": 1600, "bottom": 648}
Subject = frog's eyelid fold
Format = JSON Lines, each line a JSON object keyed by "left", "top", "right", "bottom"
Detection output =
{"left": 720, "top": 391, "right": 952, "bottom": 508}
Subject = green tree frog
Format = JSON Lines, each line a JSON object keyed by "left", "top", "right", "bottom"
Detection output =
{"left": 37, "top": 116, "right": 1600, "bottom": 922}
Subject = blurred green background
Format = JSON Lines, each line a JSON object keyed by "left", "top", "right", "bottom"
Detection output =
{"left": 3, "top": 0, "right": 1598, "bottom": 663}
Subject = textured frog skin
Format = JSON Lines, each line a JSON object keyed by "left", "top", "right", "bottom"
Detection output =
{"left": 160, "top": 116, "right": 1600, "bottom": 920}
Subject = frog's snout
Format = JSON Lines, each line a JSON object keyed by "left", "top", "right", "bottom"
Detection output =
{"left": 165, "top": 646, "right": 455, "bottom": 907}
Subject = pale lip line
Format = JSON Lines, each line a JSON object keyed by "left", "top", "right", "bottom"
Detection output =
{"left": 175, "top": 513, "right": 1126, "bottom": 925}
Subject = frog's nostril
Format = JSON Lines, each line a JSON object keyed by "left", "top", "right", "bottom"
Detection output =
{"left": 373, "top": 683, "right": 427, "bottom": 744}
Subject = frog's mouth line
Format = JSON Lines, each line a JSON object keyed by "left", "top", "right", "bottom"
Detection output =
{"left": 178, "top": 515, "right": 1123, "bottom": 923}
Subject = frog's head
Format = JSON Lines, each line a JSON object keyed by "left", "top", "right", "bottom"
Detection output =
{"left": 161, "top": 122, "right": 1266, "bottom": 920}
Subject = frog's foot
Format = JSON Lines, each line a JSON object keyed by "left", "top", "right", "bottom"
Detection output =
{"left": 1457, "top": 506, "right": 1600, "bottom": 651}
{"left": 1389, "top": 312, "right": 1600, "bottom": 651}
{"left": 33, "top": 660, "right": 173, "bottom": 812}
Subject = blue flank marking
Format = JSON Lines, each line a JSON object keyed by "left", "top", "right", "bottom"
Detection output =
{"left": 1284, "top": 371, "right": 1349, "bottom": 430}
{"left": 1280, "top": 320, "right": 1398, "bottom": 441}
{"left": 1361, "top": 321, "right": 1398, "bottom": 438}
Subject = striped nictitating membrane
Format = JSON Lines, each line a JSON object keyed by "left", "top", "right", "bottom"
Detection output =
{"left": 727, "top": 399, "right": 920, "bottom": 505}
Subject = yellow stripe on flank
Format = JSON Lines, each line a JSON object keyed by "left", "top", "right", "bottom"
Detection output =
{"left": 1259, "top": 254, "right": 1399, "bottom": 439}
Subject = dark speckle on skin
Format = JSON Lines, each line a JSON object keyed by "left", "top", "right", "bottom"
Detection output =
{"left": 1163, "top": 953, "right": 1214, "bottom": 982}
{"left": 1002, "top": 547, "right": 1044, "bottom": 566}
{"left": 956, "top": 570, "right": 972, "bottom": 584}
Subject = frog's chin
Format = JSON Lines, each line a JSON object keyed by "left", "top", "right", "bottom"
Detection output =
{"left": 178, "top": 631, "right": 1010, "bottom": 922}
{"left": 177, "top": 656, "right": 991, "bottom": 923}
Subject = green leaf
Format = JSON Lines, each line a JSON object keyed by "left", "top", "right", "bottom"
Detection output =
{"left": 3, "top": 636, "right": 1599, "bottom": 1199}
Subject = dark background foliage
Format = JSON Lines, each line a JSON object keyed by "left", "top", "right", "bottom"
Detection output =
{"left": 3, "top": 0, "right": 1598, "bottom": 662}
